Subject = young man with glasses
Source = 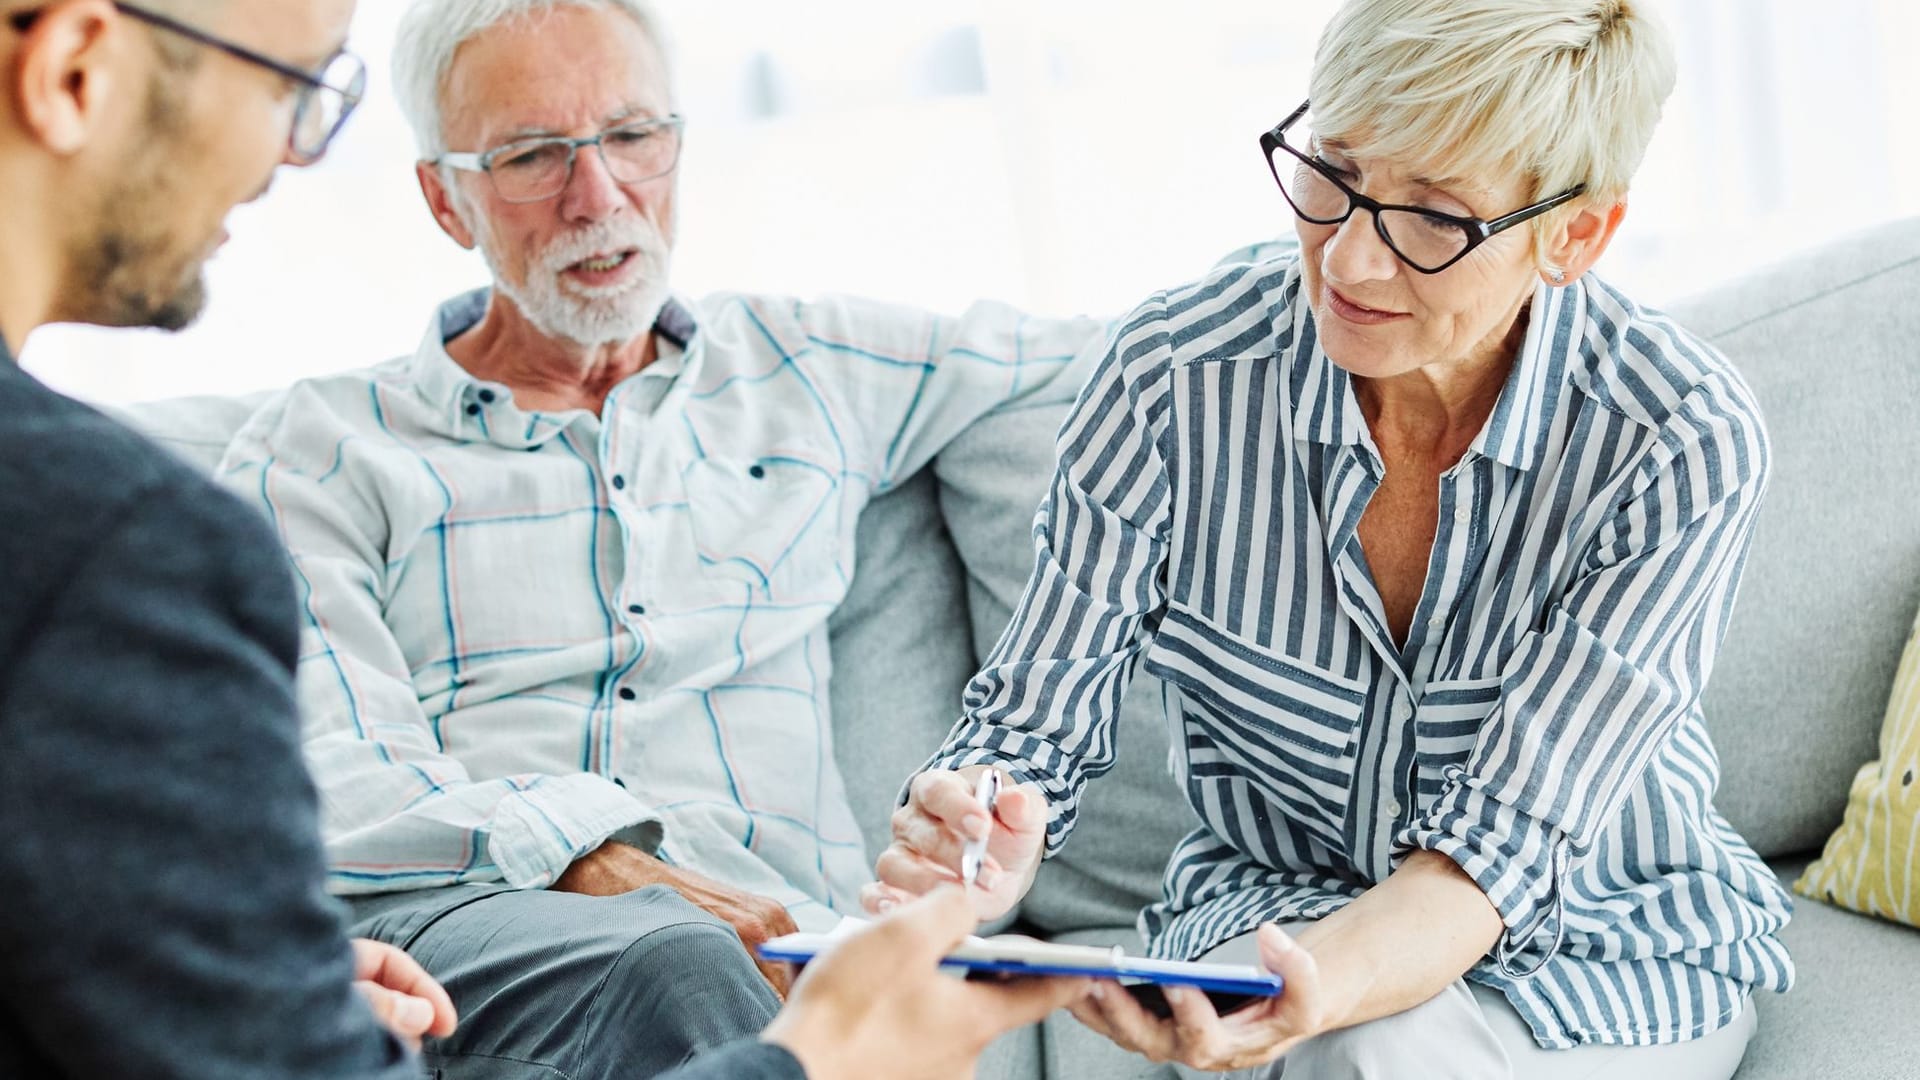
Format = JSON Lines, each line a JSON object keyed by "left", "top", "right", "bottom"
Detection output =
{"left": 1, "top": 2, "right": 1090, "bottom": 1077}
{"left": 0, "top": 0, "right": 445, "bottom": 1073}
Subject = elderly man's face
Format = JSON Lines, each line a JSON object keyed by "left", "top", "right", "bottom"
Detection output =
{"left": 438, "top": 5, "right": 677, "bottom": 347}
{"left": 1293, "top": 146, "right": 1544, "bottom": 381}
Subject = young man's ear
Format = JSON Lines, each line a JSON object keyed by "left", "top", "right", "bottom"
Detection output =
{"left": 1543, "top": 199, "right": 1628, "bottom": 286}
{"left": 416, "top": 159, "right": 478, "bottom": 250}
{"left": 10, "top": 1, "right": 130, "bottom": 156}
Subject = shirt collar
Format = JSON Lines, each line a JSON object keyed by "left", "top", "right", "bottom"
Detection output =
{"left": 1293, "top": 273, "right": 1580, "bottom": 473}
{"left": 405, "top": 288, "right": 704, "bottom": 443}
{"left": 1467, "top": 278, "right": 1580, "bottom": 473}
{"left": 1288, "top": 267, "right": 1370, "bottom": 452}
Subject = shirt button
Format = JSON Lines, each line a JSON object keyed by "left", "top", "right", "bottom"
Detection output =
{"left": 465, "top": 404, "right": 481, "bottom": 416}
{"left": 1393, "top": 699, "right": 1414, "bottom": 722}
{"left": 748, "top": 464, "right": 767, "bottom": 480}
{"left": 1455, "top": 503, "right": 1472, "bottom": 523}
{"left": 612, "top": 475, "right": 627, "bottom": 490}
{"left": 628, "top": 604, "right": 646, "bottom": 616}
{"left": 1385, "top": 799, "right": 1404, "bottom": 820}
{"left": 618, "top": 688, "right": 637, "bottom": 701}
{"left": 478, "top": 389, "right": 497, "bottom": 404}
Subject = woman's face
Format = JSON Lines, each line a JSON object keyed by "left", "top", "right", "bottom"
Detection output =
{"left": 1294, "top": 142, "right": 1549, "bottom": 381}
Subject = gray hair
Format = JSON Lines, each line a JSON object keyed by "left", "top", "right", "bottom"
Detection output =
{"left": 391, "top": 0, "right": 675, "bottom": 159}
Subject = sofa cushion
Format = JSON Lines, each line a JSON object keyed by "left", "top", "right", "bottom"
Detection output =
{"left": 1039, "top": 926, "right": 1179, "bottom": 1080}
{"left": 977, "top": 1024, "right": 1045, "bottom": 1080}
{"left": 825, "top": 469, "right": 978, "bottom": 867}
{"left": 107, "top": 392, "right": 274, "bottom": 473}
{"left": 1736, "top": 856, "right": 1920, "bottom": 1080}
{"left": 1670, "top": 218, "right": 1920, "bottom": 858}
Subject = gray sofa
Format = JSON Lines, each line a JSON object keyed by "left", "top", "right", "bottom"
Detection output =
{"left": 120, "top": 221, "right": 1920, "bottom": 1078}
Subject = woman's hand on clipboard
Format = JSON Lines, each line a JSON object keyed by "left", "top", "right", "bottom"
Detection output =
{"left": 864, "top": 765, "right": 1047, "bottom": 921}
{"left": 1068, "top": 924, "right": 1327, "bottom": 1072}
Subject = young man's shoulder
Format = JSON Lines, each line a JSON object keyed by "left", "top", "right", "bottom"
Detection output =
{"left": 0, "top": 364, "right": 283, "bottom": 649}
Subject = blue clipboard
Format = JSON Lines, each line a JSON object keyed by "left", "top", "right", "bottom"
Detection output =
{"left": 757, "top": 932, "right": 1285, "bottom": 1001}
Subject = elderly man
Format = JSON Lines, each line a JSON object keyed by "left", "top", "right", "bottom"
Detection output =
{"left": 219, "top": 0, "right": 1104, "bottom": 1073}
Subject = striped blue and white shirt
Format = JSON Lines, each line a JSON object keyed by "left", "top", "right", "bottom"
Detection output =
{"left": 930, "top": 251, "right": 1795, "bottom": 1049}
{"left": 219, "top": 288, "right": 1104, "bottom": 930}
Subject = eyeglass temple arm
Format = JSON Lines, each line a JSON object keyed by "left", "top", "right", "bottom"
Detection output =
{"left": 1483, "top": 185, "right": 1589, "bottom": 234}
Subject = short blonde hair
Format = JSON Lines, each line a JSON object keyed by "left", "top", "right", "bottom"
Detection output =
{"left": 1309, "top": 0, "right": 1675, "bottom": 238}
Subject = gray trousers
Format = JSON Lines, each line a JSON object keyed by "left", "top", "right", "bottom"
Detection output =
{"left": 1174, "top": 928, "right": 1757, "bottom": 1080}
{"left": 347, "top": 884, "right": 780, "bottom": 1080}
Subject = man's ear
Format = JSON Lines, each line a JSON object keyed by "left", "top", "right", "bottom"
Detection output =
{"left": 417, "top": 160, "right": 479, "bottom": 250}
{"left": 1542, "top": 198, "right": 1628, "bottom": 286}
{"left": 10, "top": 1, "right": 130, "bottom": 156}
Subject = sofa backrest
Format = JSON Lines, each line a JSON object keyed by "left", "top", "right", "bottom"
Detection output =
{"left": 1670, "top": 218, "right": 1920, "bottom": 858}
{"left": 828, "top": 401, "right": 1190, "bottom": 935}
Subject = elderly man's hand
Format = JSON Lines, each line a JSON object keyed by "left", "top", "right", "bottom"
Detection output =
{"left": 553, "top": 841, "right": 798, "bottom": 997}
{"left": 351, "top": 939, "right": 458, "bottom": 1051}
{"left": 763, "top": 886, "right": 1091, "bottom": 1080}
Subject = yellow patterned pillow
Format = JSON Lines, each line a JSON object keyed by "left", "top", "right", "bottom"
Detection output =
{"left": 1797, "top": 607, "right": 1920, "bottom": 927}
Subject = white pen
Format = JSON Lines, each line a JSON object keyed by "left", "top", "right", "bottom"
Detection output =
{"left": 959, "top": 768, "right": 1001, "bottom": 889}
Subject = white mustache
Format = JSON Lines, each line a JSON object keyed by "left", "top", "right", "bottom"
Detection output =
{"left": 540, "top": 223, "right": 665, "bottom": 278}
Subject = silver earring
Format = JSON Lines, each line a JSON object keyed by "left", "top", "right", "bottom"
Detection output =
{"left": 1549, "top": 269, "right": 1567, "bottom": 284}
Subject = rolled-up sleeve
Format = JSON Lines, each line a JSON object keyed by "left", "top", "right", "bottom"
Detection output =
{"left": 922, "top": 299, "right": 1174, "bottom": 855}
{"left": 1396, "top": 376, "right": 1772, "bottom": 973}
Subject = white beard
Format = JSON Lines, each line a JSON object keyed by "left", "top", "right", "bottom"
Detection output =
{"left": 478, "top": 216, "right": 675, "bottom": 348}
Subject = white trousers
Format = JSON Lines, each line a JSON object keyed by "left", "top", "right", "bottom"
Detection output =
{"left": 1171, "top": 928, "right": 1756, "bottom": 1080}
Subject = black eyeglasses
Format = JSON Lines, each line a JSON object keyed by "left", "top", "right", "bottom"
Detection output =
{"left": 1260, "top": 101, "right": 1585, "bottom": 275}
{"left": 434, "top": 116, "right": 687, "bottom": 204}
{"left": 8, "top": 2, "right": 366, "bottom": 164}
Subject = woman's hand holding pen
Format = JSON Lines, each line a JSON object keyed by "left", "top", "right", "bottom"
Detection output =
{"left": 863, "top": 766, "right": 1048, "bottom": 921}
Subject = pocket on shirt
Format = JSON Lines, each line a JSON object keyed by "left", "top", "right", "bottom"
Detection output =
{"left": 683, "top": 455, "right": 841, "bottom": 594}
{"left": 1412, "top": 676, "right": 1502, "bottom": 810}
{"left": 1143, "top": 602, "right": 1367, "bottom": 830}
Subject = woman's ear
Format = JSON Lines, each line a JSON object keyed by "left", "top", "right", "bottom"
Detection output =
{"left": 1541, "top": 198, "right": 1628, "bottom": 287}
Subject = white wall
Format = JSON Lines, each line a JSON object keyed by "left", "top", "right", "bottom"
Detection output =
{"left": 24, "top": 0, "right": 1919, "bottom": 403}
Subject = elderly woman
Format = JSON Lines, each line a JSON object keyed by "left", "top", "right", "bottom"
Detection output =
{"left": 871, "top": 0, "right": 1794, "bottom": 1076}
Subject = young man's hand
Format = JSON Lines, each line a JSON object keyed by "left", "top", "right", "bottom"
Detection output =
{"left": 764, "top": 887, "right": 1090, "bottom": 1080}
{"left": 350, "top": 939, "right": 458, "bottom": 1050}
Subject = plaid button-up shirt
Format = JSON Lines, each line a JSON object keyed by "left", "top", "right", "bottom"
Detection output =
{"left": 221, "top": 288, "right": 1105, "bottom": 929}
